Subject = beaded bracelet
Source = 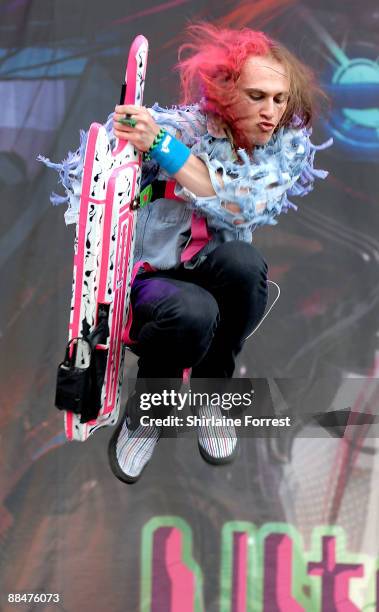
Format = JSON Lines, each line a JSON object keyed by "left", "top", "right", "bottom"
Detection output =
{"left": 150, "top": 128, "right": 166, "bottom": 150}
{"left": 143, "top": 128, "right": 166, "bottom": 161}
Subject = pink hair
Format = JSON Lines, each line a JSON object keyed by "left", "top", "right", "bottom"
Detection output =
{"left": 177, "top": 22, "right": 323, "bottom": 149}
{"left": 178, "top": 23, "right": 270, "bottom": 116}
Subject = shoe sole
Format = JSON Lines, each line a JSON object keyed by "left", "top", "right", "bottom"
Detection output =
{"left": 107, "top": 419, "right": 140, "bottom": 484}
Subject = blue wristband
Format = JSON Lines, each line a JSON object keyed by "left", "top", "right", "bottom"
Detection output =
{"left": 149, "top": 130, "right": 191, "bottom": 175}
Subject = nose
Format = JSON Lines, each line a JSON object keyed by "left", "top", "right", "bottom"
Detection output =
{"left": 260, "top": 98, "right": 275, "bottom": 120}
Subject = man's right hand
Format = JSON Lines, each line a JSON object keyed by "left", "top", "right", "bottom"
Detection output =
{"left": 113, "top": 105, "right": 161, "bottom": 152}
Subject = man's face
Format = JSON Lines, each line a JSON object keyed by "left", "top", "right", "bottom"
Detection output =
{"left": 231, "top": 55, "right": 290, "bottom": 147}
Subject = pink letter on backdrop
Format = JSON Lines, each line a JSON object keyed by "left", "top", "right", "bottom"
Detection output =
{"left": 263, "top": 533, "right": 304, "bottom": 611}
{"left": 307, "top": 536, "right": 363, "bottom": 611}
{"left": 231, "top": 532, "right": 248, "bottom": 612}
{"left": 152, "top": 527, "right": 196, "bottom": 612}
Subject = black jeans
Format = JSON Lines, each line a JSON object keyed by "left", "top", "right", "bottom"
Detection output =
{"left": 129, "top": 241, "right": 268, "bottom": 387}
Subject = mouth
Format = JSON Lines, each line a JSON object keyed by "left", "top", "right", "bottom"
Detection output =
{"left": 258, "top": 122, "right": 275, "bottom": 132}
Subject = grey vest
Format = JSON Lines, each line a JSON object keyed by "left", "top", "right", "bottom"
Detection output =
{"left": 132, "top": 196, "right": 253, "bottom": 270}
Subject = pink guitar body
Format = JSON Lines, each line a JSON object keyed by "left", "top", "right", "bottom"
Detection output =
{"left": 65, "top": 36, "right": 148, "bottom": 441}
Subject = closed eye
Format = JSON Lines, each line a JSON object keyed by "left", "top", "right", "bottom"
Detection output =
{"left": 248, "top": 92, "right": 288, "bottom": 104}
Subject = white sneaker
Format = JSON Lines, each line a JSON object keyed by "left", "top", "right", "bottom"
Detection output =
{"left": 108, "top": 398, "right": 161, "bottom": 484}
{"left": 196, "top": 404, "right": 238, "bottom": 465}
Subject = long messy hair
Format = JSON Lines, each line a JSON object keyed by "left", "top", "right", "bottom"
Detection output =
{"left": 177, "top": 22, "right": 325, "bottom": 148}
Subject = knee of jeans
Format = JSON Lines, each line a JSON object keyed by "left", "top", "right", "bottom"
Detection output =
{"left": 173, "top": 291, "right": 220, "bottom": 344}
